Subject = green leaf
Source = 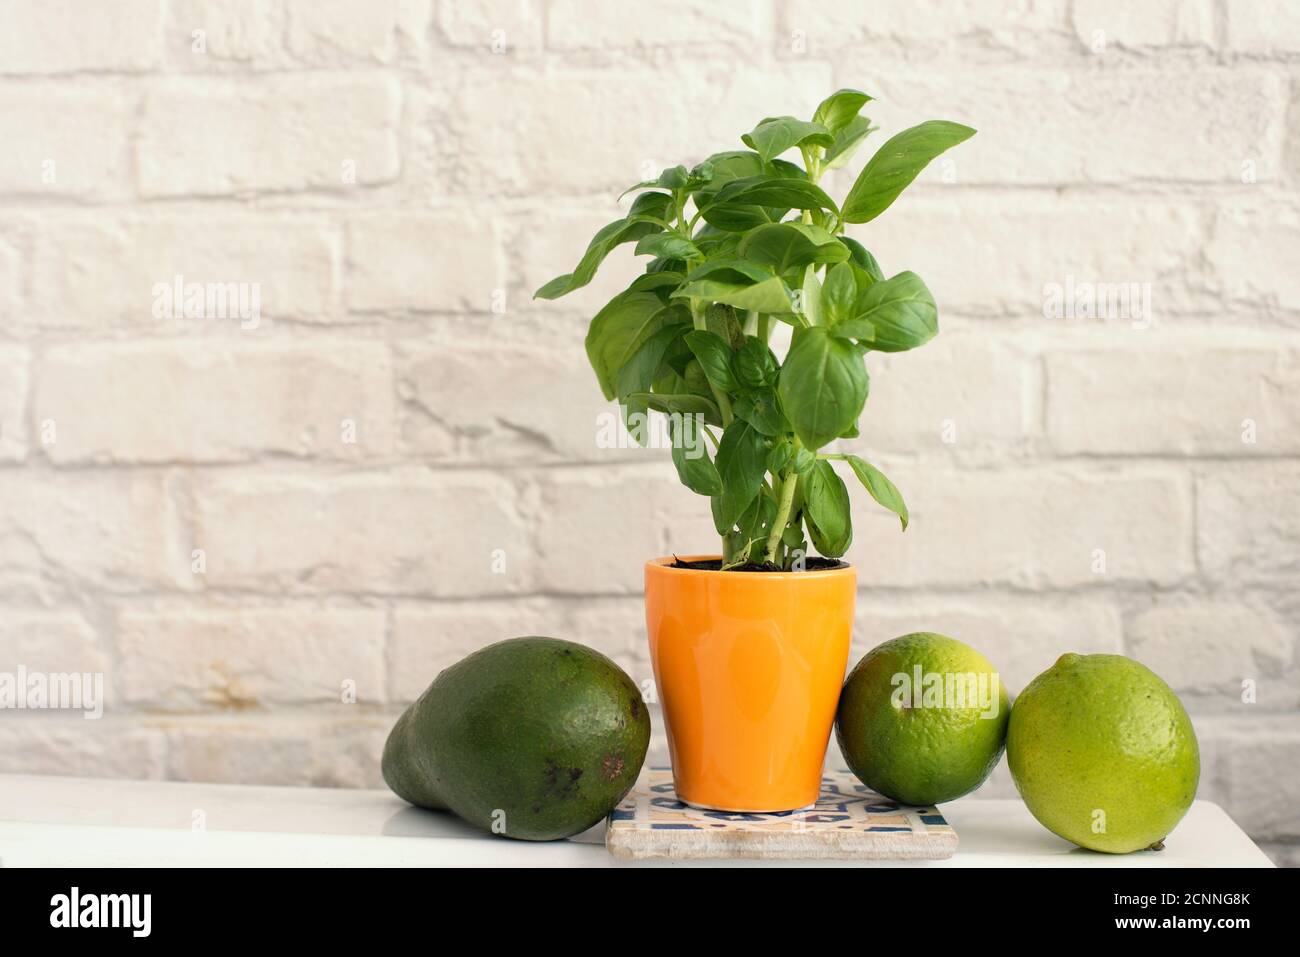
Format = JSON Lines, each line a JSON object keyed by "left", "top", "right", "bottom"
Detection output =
{"left": 793, "top": 446, "right": 817, "bottom": 476}
{"left": 728, "top": 493, "right": 778, "bottom": 567}
{"left": 804, "top": 460, "right": 853, "bottom": 558}
{"left": 616, "top": 325, "right": 682, "bottom": 441}
{"left": 628, "top": 270, "right": 686, "bottom": 295}
{"left": 812, "top": 88, "right": 873, "bottom": 134}
{"left": 821, "top": 262, "right": 858, "bottom": 325}
{"left": 853, "top": 271, "right": 937, "bottom": 352}
{"left": 714, "top": 420, "right": 768, "bottom": 532}
{"left": 672, "top": 275, "right": 793, "bottom": 314}
{"left": 732, "top": 390, "right": 788, "bottom": 436}
{"left": 842, "top": 120, "right": 976, "bottom": 224}
{"left": 670, "top": 414, "right": 722, "bottom": 497}
{"left": 845, "top": 455, "right": 909, "bottom": 530}
{"left": 776, "top": 326, "right": 869, "bottom": 451}
{"left": 735, "top": 336, "right": 778, "bottom": 388}
{"left": 628, "top": 391, "right": 721, "bottom": 425}
{"left": 741, "top": 116, "right": 834, "bottom": 163}
{"left": 585, "top": 293, "right": 688, "bottom": 400}
{"left": 800, "top": 266, "right": 823, "bottom": 325}
{"left": 535, "top": 192, "right": 673, "bottom": 299}
{"left": 709, "top": 175, "right": 838, "bottom": 214}
{"left": 766, "top": 440, "right": 793, "bottom": 475}
{"left": 822, "top": 115, "right": 876, "bottom": 172}
{"left": 737, "top": 222, "right": 849, "bottom": 275}
{"left": 635, "top": 231, "right": 700, "bottom": 261}
{"left": 840, "top": 238, "right": 884, "bottom": 281}
{"left": 684, "top": 330, "right": 739, "bottom": 392}
{"left": 687, "top": 258, "right": 773, "bottom": 286}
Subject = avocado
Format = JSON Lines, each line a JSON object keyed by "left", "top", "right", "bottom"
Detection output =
{"left": 382, "top": 636, "right": 650, "bottom": 841}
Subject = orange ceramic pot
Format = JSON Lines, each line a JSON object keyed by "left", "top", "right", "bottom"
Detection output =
{"left": 644, "top": 555, "right": 856, "bottom": 812}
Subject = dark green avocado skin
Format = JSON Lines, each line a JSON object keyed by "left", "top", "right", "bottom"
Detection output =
{"left": 382, "top": 637, "right": 651, "bottom": 841}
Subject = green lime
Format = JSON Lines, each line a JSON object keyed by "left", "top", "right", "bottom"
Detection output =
{"left": 1007, "top": 653, "right": 1199, "bottom": 854}
{"left": 835, "top": 632, "right": 1010, "bottom": 806}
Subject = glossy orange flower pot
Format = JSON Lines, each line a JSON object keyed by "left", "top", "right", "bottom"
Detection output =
{"left": 644, "top": 555, "right": 856, "bottom": 812}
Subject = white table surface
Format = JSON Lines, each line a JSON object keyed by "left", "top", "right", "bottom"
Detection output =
{"left": 0, "top": 773, "right": 1273, "bottom": 867}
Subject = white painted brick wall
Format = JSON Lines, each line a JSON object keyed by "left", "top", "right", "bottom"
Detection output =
{"left": 0, "top": 0, "right": 1295, "bottom": 865}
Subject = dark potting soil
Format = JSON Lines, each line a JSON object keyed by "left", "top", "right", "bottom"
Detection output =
{"left": 669, "top": 556, "right": 849, "bottom": 572}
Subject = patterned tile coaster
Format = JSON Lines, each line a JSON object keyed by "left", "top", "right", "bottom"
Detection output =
{"left": 606, "top": 768, "right": 957, "bottom": 861}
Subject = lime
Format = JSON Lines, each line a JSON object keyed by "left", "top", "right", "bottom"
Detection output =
{"left": 836, "top": 632, "right": 1010, "bottom": 806}
{"left": 1007, "top": 653, "right": 1199, "bottom": 854}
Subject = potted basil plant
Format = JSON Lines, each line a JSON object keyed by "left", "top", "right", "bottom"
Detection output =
{"left": 536, "top": 89, "right": 975, "bottom": 812}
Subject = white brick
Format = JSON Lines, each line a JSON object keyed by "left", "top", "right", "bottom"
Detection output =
{"left": 287, "top": 0, "right": 430, "bottom": 63}
{"left": 1071, "top": 0, "right": 1214, "bottom": 49}
{"left": 137, "top": 76, "right": 400, "bottom": 197}
{"left": 165, "top": 0, "right": 280, "bottom": 67}
{"left": 0, "top": 88, "right": 129, "bottom": 198}
{"left": 782, "top": 0, "right": 1064, "bottom": 53}
{"left": 0, "top": 0, "right": 163, "bottom": 74}
{"left": 1224, "top": 0, "right": 1300, "bottom": 55}
{"left": 442, "top": 61, "right": 831, "bottom": 195}
{"left": 856, "top": 194, "right": 1203, "bottom": 317}
{"left": 1047, "top": 341, "right": 1300, "bottom": 455}
{"left": 842, "top": 335, "right": 1033, "bottom": 456}
{"left": 851, "top": 70, "right": 1285, "bottom": 187}
{"left": 0, "top": 346, "right": 27, "bottom": 461}
{"left": 397, "top": 342, "right": 644, "bottom": 463}
{"left": 1208, "top": 202, "right": 1300, "bottom": 312}
{"left": 0, "top": 718, "right": 164, "bottom": 779}
{"left": 549, "top": 0, "right": 765, "bottom": 50}
{"left": 392, "top": 598, "right": 651, "bottom": 702}
{"left": 0, "top": 611, "right": 108, "bottom": 678}
{"left": 192, "top": 469, "right": 530, "bottom": 596}
{"left": 35, "top": 342, "right": 393, "bottom": 464}
{"left": 843, "top": 466, "right": 1193, "bottom": 587}
{"left": 347, "top": 213, "right": 500, "bottom": 312}
{"left": 1198, "top": 466, "right": 1300, "bottom": 583}
{"left": 117, "top": 606, "right": 386, "bottom": 710}
{"left": 532, "top": 468, "right": 712, "bottom": 593}
{"left": 161, "top": 715, "right": 388, "bottom": 787}
{"left": 391, "top": 599, "right": 566, "bottom": 701}
{"left": 1205, "top": 719, "right": 1300, "bottom": 839}
{"left": 0, "top": 237, "right": 17, "bottom": 317}
{"left": 512, "top": 209, "right": 644, "bottom": 314}
{"left": 0, "top": 471, "right": 186, "bottom": 598}
{"left": 28, "top": 217, "right": 339, "bottom": 329}
{"left": 437, "top": 0, "right": 544, "bottom": 51}
{"left": 853, "top": 594, "right": 1124, "bottom": 694}
{"left": 1128, "top": 600, "right": 1293, "bottom": 701}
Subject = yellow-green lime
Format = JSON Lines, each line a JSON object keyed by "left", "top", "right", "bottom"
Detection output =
{"left": 835, "top": 632, "right": 1010, "bottom": 806}
{"left": 1007, "top": 653, "right": 1199, "bottom": 854}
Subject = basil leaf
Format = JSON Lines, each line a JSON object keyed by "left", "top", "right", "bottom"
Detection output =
{"left": 535, "top": 192, "right": 673, "bottom": 299}
{"left": 629, "top": 391, "right": 721, "bottom": 426}
{"left": 709, "top": 175, "right": 839, "bottom": 214}
{"left": 840, "top": 237, "right": 885, "bottom": 281}
{"left": 821, "top": 262, "right": 858, "bottom": 325}
{"left": 853, "top": 271, "right": 937, "bottom": 352}
{"left": 585, "top": 293, "right": 688, "bottom": 400}
{"left": 616, "top": 324, "right": 683, "bottom": 442}
{"left": 822, "top": 115, "right": 876, "bottom": 172}
{"left": 634, "top": 231, "right": 700, "bottom": 261}
{"left": 842, "top": 120, "right": 977, "bottom": 224}
{"left": 812, "top": 88, "right": 873, "bottom": 135}
{"left": 735, "top": 336, "right": 778, "bottom": 388}
{"left": 804, "top": 460, "right": 853, "bottom": 558}
{"left": 672, "top": 275, "right": 793, "bottom": 314}
{"left": 714, "top": 420, "right": 768, "bottom": 531}
{"left": 742, "top": 116, "right": 834, "bottom": 163}
{"left": 732, "top": 390, "right": 788, "bottom": 436}
{"left": 776, "top": 326, "right": 869, "bottom": 451}
{"left": 737, "top": 222, "right": 849, "bottom": 275}
{"left": 670, "top": 414, "right": 722, "bottom": 497}
{"left": 683, "top": 330, "right": 739, "bottom": 392}
{"left": 845, "top": 454, "right": 909, "bottom": 530}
